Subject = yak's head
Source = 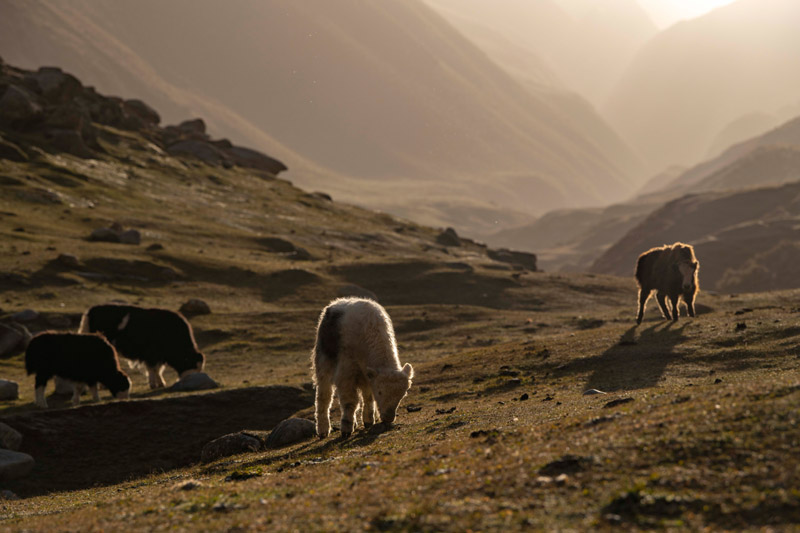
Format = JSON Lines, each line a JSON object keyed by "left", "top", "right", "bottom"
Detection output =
{"left": 108, "top": 371, "right": 132, "bottom": 400}
{"left": 366, "top": 363, "right": 414, "bottom": 425}
{"left": 676, "top": 260, "right": 699, "bottom": 292}
{"left": 176, "top": 350, "right": 206, "bottom": 378}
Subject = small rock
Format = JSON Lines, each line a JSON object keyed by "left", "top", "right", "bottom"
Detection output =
{"left": 406, "top": 405, "right": 422, "bottom": 413}
{"left": 555, "top": 473, "right": 569, "bottom": 486}
{"left": 736, "top": 322, "right": 747, "bottom": 331}
{"left": 519, "top": 393, "right": 529, "bottom": 401}
{"left": 337, "top": 284, "right": 378, "bottom": 301}
{"left": 146, "top": 243, "right": 164, "bottom": 251}
{"left": 603, "top": 397, "right": 634, "bottom": 409}
{"left": 179, "top": 299, "right": 211, "bottom": 317}
{"left": 0, "top": 324, "right": 25, "bottom": 357}
{"left": 119, "top": 229, "right": 141, "bottom": 245}
{"left": 11, "top": 309, "right": 38, "bottom": 323}
{"left": 264, "top": 418, "right": 316, "bottom": 449}
{"left": 89, "top": 227, "right": 121, "bottom": 243}
{"left": 57, "top": 253, "right": 80, "bottom": 268}
{"left": 0, "top": 423, "right": 22, "bottom": 451}
{"left": 0, "top": 380, "right": 19, "bottom": 401}
{"left": 435, "top": 407, "right": 457, "bottom": 415}
{"left": 170, "top": 372, "right": 218, "bottom": 392}
{"left": 0, "top": 449, "right": 35, "bottom": 481}
{"left": 582, "top": 389, "right": 607, "bottom": 396}
{"left": 714, "top": 378, "right": 723, "bottom": 384}
{"left": 175, "top": 480, "right": 203, "bottom": 491}
{"left": 201, "top": 432, "right": 262, "bottom": 463}
{"left": 436, "top": 227, "right": 461, "bottom": 247}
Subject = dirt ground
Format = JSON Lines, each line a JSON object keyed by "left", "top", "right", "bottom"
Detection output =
{"left": 0, "top": 386, "right": 313, "bottom": 497}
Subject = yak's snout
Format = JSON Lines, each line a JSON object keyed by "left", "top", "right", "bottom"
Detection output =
{"left": 381, "top": 409, "right": 397, "bottom": 425}
{"left": 115, "top": 390, "right": 130, "bottom": 400}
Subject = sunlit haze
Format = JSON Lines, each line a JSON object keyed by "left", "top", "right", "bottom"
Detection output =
{"left": 639, "top": 0, "right": 738, "bottom": 27}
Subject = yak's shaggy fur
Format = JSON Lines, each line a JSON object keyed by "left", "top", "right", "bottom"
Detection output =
{"left": 635, "top": 242, "right": 700, "bottom": 324}
{"left": 79, "top": 304, "right": 205, "bottom": 388}
{"left": 25, "top": 332, "right": 131, "bottom": 408}
{"left": 311, "top": 298, "right": 414, "bottom": 438}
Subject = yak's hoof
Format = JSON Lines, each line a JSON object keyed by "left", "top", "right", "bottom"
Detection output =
{"left": 364, "top": 421, "right": 374, "bottom": 429}
{"left": 340, "top": 431, "right": 352, "bottom": 439}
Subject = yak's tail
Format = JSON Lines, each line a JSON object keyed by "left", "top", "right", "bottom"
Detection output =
{"left": 634, "top": 253, "right": 649, "bottom": 284}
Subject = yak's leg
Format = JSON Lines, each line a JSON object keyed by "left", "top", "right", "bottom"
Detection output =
{"left": 656, "top": 292, "right": 671, "bottom": 320}
{"left": 685, "top": 293, "right": 696, "bottom": 317}
{"left": 636, "top": 289, "right": 650, "bottom": 324}
{"left": 362, "top": 388, "right": 376, "bottom": 427}
{"left": 338, "top": 387, "right": 360, "bottom": 438}
{"left": 71, "top": 383, "right": 82, "bottom": 406}
{"left": 147, "top": 364, "right": 166, "bottom": 389}
{"left": 670, "top": 294, "right": 680, "bottom": 321}
{"left": 34, "top": 375, "right": 49, "bottom": 408}
{"left": 89, "top": 384, "right": 100, "bottom": 402}
{"left": 314, "top": 376, "right": 335, "bottom": 438}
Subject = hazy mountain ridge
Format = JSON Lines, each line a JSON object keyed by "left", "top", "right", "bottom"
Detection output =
{"left": 0, "top": 0, "right": 643, "bottom": 236}
{"left": 606, "top": 0, "right": 800, "bottom": 173}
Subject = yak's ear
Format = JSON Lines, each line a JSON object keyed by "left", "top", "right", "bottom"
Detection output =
{"left": 402, "top": 363, "right": 414, "bottom": 380}
{"left": 366, "top": 367, "right": 378, "bottom": 380}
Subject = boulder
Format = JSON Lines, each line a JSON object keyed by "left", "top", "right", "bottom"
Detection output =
{"left": 201, "top": 431, "right": 262, "bottom": 463}
{"left": 123, "top": 99, "right": 160, "bottom": 126}
{"left": 57, "top": 253, "right": 81, "bottom": 268}
{"left": 0, "top": 380, "right": 19, "bottom": 401}
{"left": 436, "top": 227, "right": 461, "bottom": 247}
{"left": 227, "top": 146, "right": 287, "bottom": 175}
{"left": 166, "top": 140, "right": 228, "bottom": 166}
{"left": 0, "top": 85, "right": 43, "bottom": 123}
{"left": 337, "top": 284, "right": 378, "bottom": 301}
{"left": 47, "top": 129, "right": 94, "bottom": 158}
{"left": 170, "top": 372, "right": 218, "bottom": 392}
{"left": 0, "top": 324, "right": 25, "bottom": 357}
{"left": 89, "top": 227, "right": 121, "bottom": 243}
{"left": 179, "top": 299, "right": 211, "bottom": 317}
{"left": 27, "top": 67, "right": 83, "bottom": 103}
{"left": 0, "top": 422, "right": 22, "bottom": 451}
{"left": 264, "top": 418, "right": 316, "bottom": 449}
{"left": 488, "top": 248, "right": 538, "bottom": 271}
{"left": 0, "top": 449, "right": 35, "bottom": 481}
{"left": 11, "top": 309, "right": 38, "bottom": 323}
{"left": 119, "top": 229, "right": 141, "bottom": 245}
{"left": 177, "top": 118, "right": 207, "bottom": 136}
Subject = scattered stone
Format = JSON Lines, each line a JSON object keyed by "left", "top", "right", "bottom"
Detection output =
{"left": 406, "top": 405, "right": 422, "bottom": 413}
{"left": 555, "top": 473, "right": 569, "bottom": 486}
{"left": 736, "top": 322, "right": 747, "bottom": 331}
{"left": 337, "top": 284, "right": 378, "bottom": 301}
{"left": 734, "top": 308, "right": 753, "bottom": 315}
{"left": 714, "top": 378, "right": 723, "bottom": 384}
{"left": 583, "top": 389, "right": 607, "bottom": 396}
{"left": 119, "top": 229, "right": 141, "bottom": 245}
{"left": 436, "top": 227, "right": 461, "bottom": 247}
{"left": 487, "top": 248, "right": 538, "bottom": 271}
{"left": 146, "top": 243, "right": 164, "bottom": 251}
{"left": 170, "top": 372, "right": 218, "bottom": 392}
{"left": 264, "top": 418, "right": 316, "bottom": 449}
{"left": 542, "top": 395, "right": 554, "bottom": 402}
{"left": 0, "top": 449, "right": 35, "bottom": 481}
{"left": 56, "top": 253, "right": 80, "bottom": 268}
{"left": 603, "top": 397, "right": 634, "bottom": 409}
{"left": 201, "top": 432, "right": 262, "bottom": 463}
{"left": 225, "top": 470, "right": 262, "bottom": 482}
{"left": 0, "top": 423, "right": 22, "bottom": 450}
{"left": 672, "top": 395, "right": 691, "bottom": 404}
{"left": 179, "top": 299, "right": 211, "bottom": 317}
{"left": 0, "top": 324, "right": 25, "bottom": 357}
{"left": 539, "top": 454, "right": 595, "bottom": 476}
{"left": 89, "top": 227, "right": 121, "bottom": 243}
{"left": 175, "top": 479, "right": 203, "bottom": 491}
{"left": 435, "top": 407, "right": 457, "bottom": 415}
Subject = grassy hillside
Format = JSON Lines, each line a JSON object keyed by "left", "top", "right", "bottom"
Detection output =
{"left": 1, "top": 59, "right": 799, "bottom": 531}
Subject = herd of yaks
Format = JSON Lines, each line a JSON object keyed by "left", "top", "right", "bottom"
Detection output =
{"left": 23, "top": 242, "right": 699, "bottom": 438}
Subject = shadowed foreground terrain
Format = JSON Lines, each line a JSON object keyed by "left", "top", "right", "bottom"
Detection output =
{"left": 1, "top": 60, "right": 799, "bottom": 531}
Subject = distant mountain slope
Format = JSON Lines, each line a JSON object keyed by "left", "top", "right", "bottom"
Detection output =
{"left": 606, "top": 0, "right": 800, "bottom": 172}
{"left": 589, "top": 181, "right": 800, "bottom": 292}
{"left": 0, "top": 0, "right": 641, "bottom": 235}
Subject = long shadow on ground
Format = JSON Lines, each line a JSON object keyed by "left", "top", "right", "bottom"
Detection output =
{"left": 1, "top": 386, "right": 313, "bottom": 497}
{"left": 558, "top": 322, "right": 689, "bottom": 392}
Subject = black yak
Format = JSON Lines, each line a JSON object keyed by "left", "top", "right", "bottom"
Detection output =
{"left": 79, "top": 304, "right": 205, "bottom": 388}
{"left": 635, "top": 242, "right": 699, "bottom": 324}
{"left": 26, "top": 332, "right": 131, "bottom": 408}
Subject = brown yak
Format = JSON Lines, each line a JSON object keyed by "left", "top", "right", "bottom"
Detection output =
{"left": 635, "top": 242, "right": 699, "bottom": 324}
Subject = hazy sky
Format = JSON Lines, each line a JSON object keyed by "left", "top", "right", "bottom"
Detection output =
{"left": 639, "top": 0, "right": 737, "bottom": 27}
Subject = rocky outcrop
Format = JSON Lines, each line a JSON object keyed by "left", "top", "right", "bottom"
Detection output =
{"left": 487, "top": 248, "right": 538, "bottom": 271}
{"left": 0, "top": 379, "right": 19, "bottom": 401}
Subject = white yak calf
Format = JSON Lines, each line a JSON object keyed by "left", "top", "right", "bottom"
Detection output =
{"left": 311, "top": 298, "right": 414, "bottom": 438}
